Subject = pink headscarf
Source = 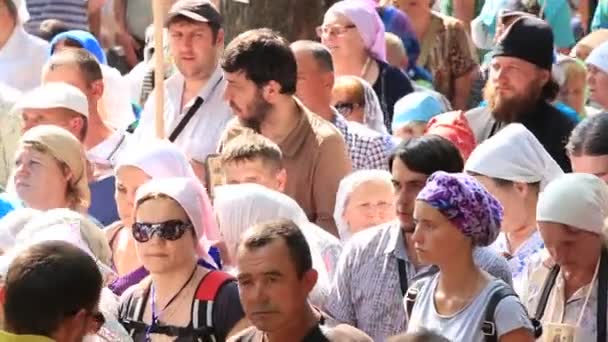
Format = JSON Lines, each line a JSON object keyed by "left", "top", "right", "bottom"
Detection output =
{"left": 326, "top": 0, "right": 387, "bottom": 61}
{"left": 135, "top": 177, "right": 219, "bottom": 268}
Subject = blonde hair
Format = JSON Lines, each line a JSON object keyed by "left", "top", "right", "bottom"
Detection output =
{"left": 333, "top": 75, "right": 366, "bottom": 106}
{"left": 385, "top": 32, "right": 406, "bottom": 64}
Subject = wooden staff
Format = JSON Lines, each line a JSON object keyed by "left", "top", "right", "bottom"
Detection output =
{"left": 153, "top": 0, "right": 165, "bottom": 139}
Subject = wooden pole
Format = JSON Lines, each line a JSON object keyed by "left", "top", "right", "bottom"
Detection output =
{"left": 153, "top": 0, "right": 165, "bottom": 139}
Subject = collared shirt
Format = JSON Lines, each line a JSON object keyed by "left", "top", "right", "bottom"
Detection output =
{"left": 134, "top": 65, "right": 233, "bottom": 163}
{"left": 0, "top": 331, "right": 54, "bottom": 342}
{"left": 490, "top": 230, "right": 544, "bottom": 296}
{"left": 219, "top": 99, "right": 352, "bottom": 236}
{"left": 325, "top": 221, "right": 513, "bottom": 341}
{"left": 0, "top": 26, "right": 49, "bottom": 92}
{"left": 332, "top": 111, "right": 393, "bottom": 171}
{"left": 0, "top": 84, "right": 22, "bottom": 190}
{"left": 523, "top": 253, "right": 606, "bottom": 341}
{"left": 87, "top": 130, "right": 131, "bottom": 178}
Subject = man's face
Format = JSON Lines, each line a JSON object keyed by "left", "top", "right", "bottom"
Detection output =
{"left": 293, "top": 50, "right": 333, "bottom": 113}
{"left": 224, "top": 71, "right": 272, "bottom": 130}
{"left": 224, "top": 158, "right": 285, "bottom": 192}
{"left": 391, "top": 158, "right": 428, "bottom": 232}
{"left": 236, "top": 239, "right": 316, "bottom": 332}
{"left": 570, "top": 154, "right": 608, "bottom": 183}
{"left": 486, "top": 56, "right": 547, "bottom": 122}
{"left": 168, "top": 20, "right": 222, "bottom": 79}
{"left": 21, "top": 108, "right": 82, "bottom": 139}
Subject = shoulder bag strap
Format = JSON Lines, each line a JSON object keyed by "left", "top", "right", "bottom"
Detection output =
{"left": 596, "top": 248, "right": 608, "bottom": 342}
{"left": 534, "top": 264, "right": 560, "bottom": 321}
{"left": 397, "top": 258, "right": 408, "bottom": 297}
{"left": 169, "top": 97, "right": 204, "bottom": 142}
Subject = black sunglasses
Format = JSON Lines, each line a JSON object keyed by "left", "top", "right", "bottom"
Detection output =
{"left": 334, "top": 102, "right": 359, "bottom": 117}
{"left": 132, "top": 220, "right": 193, "bottom": 243}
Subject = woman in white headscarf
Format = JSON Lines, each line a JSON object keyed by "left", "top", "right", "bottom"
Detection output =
{"left": 107, "top": 139, "right": 219, "bottom": 295}
{"left": 332, "top": 75, "right": 389, "bottom": 134}
{"left": 334, "top": 170, "right": 395, "bottom": 241}
{"left": 523, "top": 173, "right": 608, "bottom": 342}
{"left": 214, "top": 183, "right": 341, "bottom": 308}
{"left": 465, "top": 123, "right": 563, "bottom": 295}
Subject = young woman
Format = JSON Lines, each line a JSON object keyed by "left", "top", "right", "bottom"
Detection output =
{"left": 320, "top": 0, "right": 414, "bottom": 126}
{"left": 0, "top": 125, "right": 89, "bottom": 220}
{"left": 119, "top": 177, "right": 246, "bottom": 341}
{"left": 465, "top": 123, "right": 563, "bottom": 295}
{"left": 334, "top": 170, "right": 395, "bottom": 241}
{"left": 406, "top": 171, "right": 534, "bottom": 342}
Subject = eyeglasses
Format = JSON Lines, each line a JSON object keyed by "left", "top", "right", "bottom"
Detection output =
{"left": 334, "top": 102, "right": 359, "bottom": 117}
{"left": 132, "top": 220, "right": 193, "bottom": 243}
{"left": 316, "top": 24, "right": 356, "bottom": 38}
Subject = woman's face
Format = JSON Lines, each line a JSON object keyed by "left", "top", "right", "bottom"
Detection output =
{"left": 391, "top": 0, "right": 431, "bottom": 16}
{"left": 558, "top": 73, "right": 587, "bottom": 114}
{"left": 474, "top": 175, "right": 532, "bottom": 233}
{"left": 115, "top": 166, "right": 151, "bottom": 228}
{"left": 320, "top": 12, "right": 366, "bottom": 61}
{"left": 343, "top": 180, "right": 396, "bottom": 235}
{"left": 411, "top": 201, "right": 470, "bottom": 265}
{"left": 13, "top": 146, "right": 70, "bottom": 210}
{"left": 332, "top": 84, "right": 365, "bottom": 123}
{"left": 587, "top": 64, "right": 608, "bottom": 110}
{"left": 134, "top": 196, "right": 198, "bottom": 274}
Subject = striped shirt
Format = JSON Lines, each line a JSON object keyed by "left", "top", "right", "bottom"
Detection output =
{"left": 324, "top": 221, "right": 512, "bottom": 341}
{"left": 25, "top": 0, "right": 89, "bottom": 33}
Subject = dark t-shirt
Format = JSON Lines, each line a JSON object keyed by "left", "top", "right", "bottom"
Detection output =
{"left": 373, "top": 60, "right": 414, "bottom": 130}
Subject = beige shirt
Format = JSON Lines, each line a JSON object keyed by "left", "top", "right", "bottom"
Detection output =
{"left": 523, "top": 253, "right": 606, "bottom": 341}
{"left": 219, "top": 98, "right": 352, "bottom": 236}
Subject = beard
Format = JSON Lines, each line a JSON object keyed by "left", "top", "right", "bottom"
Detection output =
{"left": 484, "top": 80, "right": 543, "bottom": 123}
{"left": 237, "top": 90, "right": 272, "bottom": 132}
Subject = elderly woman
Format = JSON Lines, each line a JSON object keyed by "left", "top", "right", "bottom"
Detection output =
{"left": 0, "top": 209, "right": 132, "bottom": 341}
{"left": 585, "top": 41, "right": 608, "bottom": 112}
{"left": 107, "top": 139, "right": 219, "bottom": 295}
{"left": 118, "top": 177, "right": 246, "bottom": 341}
{"left": 406, "top": 172, "right": 534, "bottom": 342}
{"left": 213, "top": 183, "right": 340, "bottom": 307}
{"left": 465, "top": 124, "right": 563, "bottom": 295}
{"left": 567, "top": 114, "right": 608, "bottom": 182}
{"left": 0, "top": 125, "right": 89, "bottom": 220}
{"left": 332, "top": 75, "right": 389, "bottom": 134}
{"left": 334, "top": 170, "right": 396, "bottom": 241}
{"left": 389, "top": 0, "right": 477, "bottom": 110}
{"left": 553, "top": 55, "right": 588, "bottom": 118}
{"left": 320, "top": 0, "right": 414, "bottom": 126}
{"left": 524, "top": 173, "right": 608, "bottom": 342}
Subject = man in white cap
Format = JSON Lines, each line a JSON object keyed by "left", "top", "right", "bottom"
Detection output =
{"left": 585, "top": 40, "right": 608, "bottom": 113}
{"left": 524, "top": 173, "right": 608, "bottom": 342}
{"left": 0, "top": 0, "right": 48, "bottom": 92}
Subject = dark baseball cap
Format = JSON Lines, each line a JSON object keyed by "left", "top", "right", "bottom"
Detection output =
{"left": 166, "top": 0, "right": 223, "bottom": 27}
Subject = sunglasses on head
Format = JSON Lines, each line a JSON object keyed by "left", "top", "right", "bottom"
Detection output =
{"left": 334, "top": 102, "right": 359, "bottom": 117}
{"left": 132, "top": 220, "right": 193, "bottom": 243}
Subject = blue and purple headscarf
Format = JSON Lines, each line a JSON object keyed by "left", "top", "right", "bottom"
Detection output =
{"left": 417, "top": 171, "right": 503, "bottom": 247}
{"left": 377, "top": 5, "right": 420, "bottom": 71}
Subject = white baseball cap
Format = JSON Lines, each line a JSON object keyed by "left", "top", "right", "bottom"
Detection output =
{"left": 15, "top": 82, "right": 89, "bottom": 118}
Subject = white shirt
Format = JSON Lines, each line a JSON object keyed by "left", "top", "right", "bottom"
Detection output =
{"left": 134, "top": 65, "right": 233, "bottom": 162}
{"left": 87, "top": 130, "right": 131, "bottom": 178}
{"left": 0, "top": 26, "right": 49, "bottom": 92}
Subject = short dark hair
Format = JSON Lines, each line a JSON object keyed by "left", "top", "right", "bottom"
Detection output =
{"left": 290, "top": 40, "right": 334, "bottom": 72}
{"left": 46, "top": 49, "right": 103, "bottom": 85}
{"left": 4, "top": 240, "right": 102, "bottom": 336}
{"left": 566, "top": 114, "right": 608, "bottom": 156}
{"left": 222, "top": 28, "right": 297, "bottom": 95}
{"left": 389, "top": 135, "right": 464, "bottom": 175}
{"left": 2, "top": 0, "right": 17, "bottom": 20}
{"left": 239, "top": 219, "right": 311, "bottom": 278}
{"left": 221, "top": 133, "right": 283, "bottom": 170}
{"left": 167, "top": 16, "right": 221, "bottom": 41}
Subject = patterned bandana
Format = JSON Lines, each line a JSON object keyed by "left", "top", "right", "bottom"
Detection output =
{"left": 416, "top": 172, "right": 503, "bottom": 246}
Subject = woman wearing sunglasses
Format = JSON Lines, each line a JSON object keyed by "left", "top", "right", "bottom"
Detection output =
{"left": 107, "top": 139, "right": 220, "bottom": 295}
{"left": 332, "top": 75, "right": 389, "bottom": 134}
{"left": 320, "top": 0, "right": 414, "bottom": 128}
{"left": 118, "top": 177, "right": 246, "bottom": 342}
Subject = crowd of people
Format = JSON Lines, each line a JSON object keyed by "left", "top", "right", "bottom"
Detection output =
{"left": 1, "top": 0, "right": 608, "bottom": 341}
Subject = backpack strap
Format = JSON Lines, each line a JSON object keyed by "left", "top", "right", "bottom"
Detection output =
{"left": 481, "top": 285, "right": 518, "bottom": 342}
{"left": 191, "top": 270, "right": 235, "bottom": 342}
{"left": 119, "top": 284, "right": 151, "bottom": 337}
{"left": 405, "top": 279, "right": 428, "bottom": 319}
{"left": 534, "top": 264, "right": 560, "bottom": 321}
{"left": 596, "top": 247, "right": 608, "bottom": 342}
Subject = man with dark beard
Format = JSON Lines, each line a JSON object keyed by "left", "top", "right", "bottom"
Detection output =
{"left": 466, "top": 16, "right": 576, "bottom": 171}
{"left": 219, "top": 28, "right": 351, "bottom": 237}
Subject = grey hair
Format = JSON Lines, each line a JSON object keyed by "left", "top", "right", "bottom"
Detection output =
{"left": 291, "top": 40, "right": 334, "bottom": 72}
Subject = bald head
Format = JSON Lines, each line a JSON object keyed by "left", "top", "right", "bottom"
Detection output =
{"left": 291, "top": 40, "right": 334, "bottom": 73}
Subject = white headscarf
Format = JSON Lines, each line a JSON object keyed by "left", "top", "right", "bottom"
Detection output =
{"left": 359, "top": 77, "right": 389, "bottom": 134}
{"left": 135, "top": 177, "right": 218, "bottom": 267}
{"left": 465, "top": 123, "right": 563, "bottom": 190}
{"left": 115, "top": 139, "right": 197, "bottom": 179}
{"left": 213, "top": 183, "right": 340, "bottom": 307}
{"left": 537, "top": 173, "right": 608, "bottom": 234}
{"left": 334, "top": 170, "right": 393, "bottom": 241}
